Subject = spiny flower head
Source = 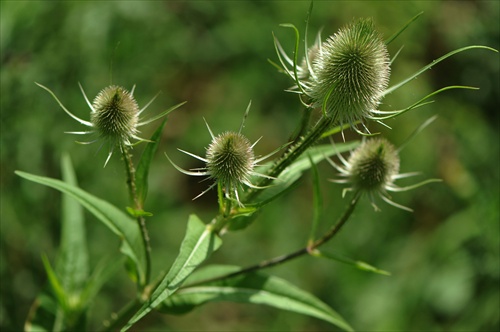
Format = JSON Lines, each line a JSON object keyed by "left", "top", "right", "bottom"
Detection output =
{"left": 166, "top": 103, "right": 277, "bottom": 206}
{"left": 36, "top": 82, "right": 183, "bottom": 166}
{"left": 206, "top": 131, "right": 255, "bottom": 186}
{"left": 329, "top": 137, "right": 437, "bottom": 212}
{"left": 273, "top": 18, "right": 391, "bottom": 132}
{"left": 90, "top": 85, "right": 139, "bottom": 144}
{"left": 309, "top": 18, "right": 390, "bottom": 126}
{"left": 347, "top": 138, "right": 399, "bottom": 192}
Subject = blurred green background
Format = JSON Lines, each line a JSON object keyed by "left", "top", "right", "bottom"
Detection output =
{"left": 1, "top": 1, "right": 498, "bottom": 331}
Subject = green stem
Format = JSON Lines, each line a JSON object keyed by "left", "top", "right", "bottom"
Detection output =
{"left": 187, "top": 191, "right": 361, "bottom": 286}
{"left": 288, "top": 106, "right": 313, "bottom": 146}
{"left": 243, "top": 115, "right": 335, "bottom": 203}
{"left": 211, "top": 183, "right": 234, "bottom": 233}
{"left": 120, "top": 144, "right": 151, "bottom": 286}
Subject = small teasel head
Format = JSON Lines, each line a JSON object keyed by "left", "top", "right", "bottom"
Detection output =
{"left": 348, "top": 138, "right": 399, "bottom": 193}
{"left": 206, "top": 131, "right": 255, "bottom": 187}
{"left": 90, "top": 85, "right": 139, "bottom": 145}
{"left": 36, "top": 82, "right": 183, "bottom": 166}
{"left": 328, "top": 137, "right": 439, "bottom": 211}
{"left": 166, "top": 102, "right": 279, "bottom": 206}
{"left": 309, "top": 18, "right": 390, "bottom": 126}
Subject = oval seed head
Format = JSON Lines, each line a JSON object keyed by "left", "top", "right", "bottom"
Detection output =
{"left": 347, "top": 138, "right": 399, "bottom": 192}
{"left": 206, "top": 131, "right": 255, "bottom": 186}
{"left": 90, "top": 85, "right": 139, "bottom": 143}
{"left": 309, "top": 18, "right": 390, "bottom": 125}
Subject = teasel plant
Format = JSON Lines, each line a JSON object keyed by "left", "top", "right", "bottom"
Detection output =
{"left": 31, "top": 82, "right": 185, "bottom": 292}
{"left": 16, "top": 3, "right": 497, "bottom": 331}
{"left": 165, "top": 102, "right": 283, "bottom": 231}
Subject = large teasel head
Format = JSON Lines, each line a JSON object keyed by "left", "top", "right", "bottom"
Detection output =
{"left": 36, "top": 82, "right": 184, "bottom": 166}
{"left": 273, "top": 17, "right": 390, "bottom": 130}
{"left": 308, "top": 18, "right": 390, "bottom": 125}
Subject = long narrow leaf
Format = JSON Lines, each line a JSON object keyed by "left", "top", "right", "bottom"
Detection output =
{"left": 122, "top": 214, "right": 222, "bottom": 331}
{"left": 15, "top": 171, "right": 147, "bottom": 286}
{"left": 57, "top": 153, "right": 89, "bottom": 295}
{"left": 229, "top": 142, "right": 359, "bottom": 231}
{"left": 256, "top": 142, "right": 358, "bottom": 206}
{"left": 383, "top": 45, "right": 497, "bottom": 96}
{"left": 312, "top": 250, "right": 391, "bottom": 276}
{"left": 160, "top": 265, "right": 354, "bottom": 332}
{"left": 385, "top": 12, "right": 423, "bottom": 45}
{"left": 136, "top": 119, "right": 167, "bottom": 206}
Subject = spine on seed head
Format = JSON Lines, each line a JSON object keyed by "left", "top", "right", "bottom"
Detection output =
{"left": 91, "top": 85, "right": 139, "bottom": 143}
{"left": 347, "top": 138, "right": 399, "bottom": 192}
{"left": 206, "top": 131, "right": 255, "bottom": 186}
{"left": 308, "top": 18, "right": 390, "bottom": 125}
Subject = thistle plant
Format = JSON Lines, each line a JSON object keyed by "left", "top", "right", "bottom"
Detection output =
{"left": 15, "top": 4, "right": 497, "bottom": 332}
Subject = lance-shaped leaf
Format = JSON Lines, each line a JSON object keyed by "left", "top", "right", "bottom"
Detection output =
{"left": 122, "top": 214, "right": 222, "bottom": 331}
{"left": 159, "top": 265, "right": 354, "bottom": 332}
{"left": 229, "top": 142, "right": 359, "bottom": 231}
{"left": 382, "top": 45, "right": 497, "bottom": 97}
{"left": 57, "top": 153, "right": 89, "bottom": 298}
{"left": 258, "top": 142, "right": 358, "bottom": 206}
{"left": 15, "top": 171, "right": 147, "bottom": 286}
{"left": 135, "top": 118, "right": 167, "bottom": 207}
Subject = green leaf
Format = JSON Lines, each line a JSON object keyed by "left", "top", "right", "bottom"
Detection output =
{"left": 312, "top": 250, "right": 391, "bottom": 276}
{"left": 57, "top": 153, "right": 89, "bottom": 298}
{"left": 126, "top": 207, "right": 153, "bottom": 218}
{"left": 160, "top": 265, "right": 354, "bottom": 332}
{"left": 385, "top": 12, "right": 423, "bottom": 45}
{"left": 15, "top": 171, "right": 147, "bottom": 286}
{"left": 25, "top": 291, "right": 60, "bottom": 332}
{"left": 383, "top": 45, "right": 498, "bottom": 97}
{"left": 121, "top": 214, "right": 222, "bottom": 331}
{"left": 80, "top": 256, "right": 125, "bottom": 307}
{"left": 136, "top": 118, "right": 167, "bottom": 206}
{"left": 41, "top": 255, "right": 66, "bottom": 311}
{"left": 260, "top": 142, "right": 358, "bottom": 205}
{"left": 379, "top": 85, "right": 478, "bottom": 121}
{"left": 229, "top": 142, "right": 359, "bottom": 231}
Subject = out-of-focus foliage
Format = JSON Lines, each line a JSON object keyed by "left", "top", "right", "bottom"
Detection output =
{"left": 1, "top": 1, "right": 498, "bottom": 330}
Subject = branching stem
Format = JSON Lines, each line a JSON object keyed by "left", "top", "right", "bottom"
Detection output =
{"left": 244, "top": 115, "right": 335, "bottom": 203}
{"left": 187, "top": 190, "right": 361, "bottom": 287}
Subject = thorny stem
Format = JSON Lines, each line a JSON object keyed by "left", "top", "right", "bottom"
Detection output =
{"left": 187, "top": 190, "right": 361, "bottom": 287}
{"left": 120, "top": 144, "right": 151, "bottom": 287}
{"left": 288, "top": 106, "right": 313, "bottom": 146}
{"left": 243, "top": 115, "right": 335, "bottom": 203}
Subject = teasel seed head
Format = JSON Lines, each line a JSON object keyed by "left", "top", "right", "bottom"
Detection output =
{"left": 90, "top": 85, "right": 139, "bottom": 145}
{"left": 347, "top": 138, "right": 399, "bottom": 192}
{"left": 309, "top": 18, "right": 390, "bottom": 126}
{"left": 166, "top": 102, "right": 281, "bottom": 206}
{"left": 328, "top": 137, "right": 440, "bottom": 212}
{"left": 206, "top": 131, "right": 255, "bottom": 187}
{"left": 36, "top": 82, "right": 184, "bottom": 166}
